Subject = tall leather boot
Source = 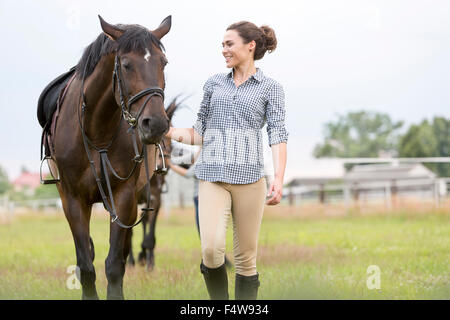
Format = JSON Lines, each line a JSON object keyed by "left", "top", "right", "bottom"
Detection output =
{"left": 235, "top": 273, "right": 260, "bottom": 300}
{"left": 200, "top": 261, "right": 229, "bottom": 300}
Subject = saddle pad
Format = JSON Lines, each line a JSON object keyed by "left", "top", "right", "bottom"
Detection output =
{"left": 37, "top": 66, "right": 76, "bottom": 128}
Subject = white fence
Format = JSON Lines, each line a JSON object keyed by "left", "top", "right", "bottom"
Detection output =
{"left": 286, "top": 178, "right": 450, "bottom": 208}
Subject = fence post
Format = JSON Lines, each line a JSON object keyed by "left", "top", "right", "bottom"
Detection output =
{"left": 434, "top": 179, "right": 440, "bottom": 208}
{"left": 385, "top": 182, "right": 392, "bottom": 211}
{"left": 352, "top": 182, "right": 359, "bottom": 204}
{"left": 319, "top": 183, "right": 325, "bottom": 204}
{"left": 344, "top": 184, "right": 350, "bottom": 210}
{"left": 288, "top": 187, "right": 294, "bottom": 206}
{"left": 390, "top": 179, "right": 398, "bottom": 209}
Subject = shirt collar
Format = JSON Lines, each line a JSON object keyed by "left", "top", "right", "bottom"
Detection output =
{"left": 227, "top": 67, "right": 263, "bottom": 82}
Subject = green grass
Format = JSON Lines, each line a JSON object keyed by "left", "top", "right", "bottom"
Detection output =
{"left": 0, "top": 207, "right": 448, "bottom": 300}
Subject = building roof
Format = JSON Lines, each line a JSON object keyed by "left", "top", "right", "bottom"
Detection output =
{"left": 12, "top": 171, "right": 40, "bottom": 189}
{"left": 344, "top": 163, "right": 436, "bottom": 182}
{"left": 286, "top": 158, "right": 345, "bottom": 186}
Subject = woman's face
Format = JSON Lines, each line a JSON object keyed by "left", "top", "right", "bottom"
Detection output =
{"left": 222, "top": 29, "right": 255, "bottom": 68}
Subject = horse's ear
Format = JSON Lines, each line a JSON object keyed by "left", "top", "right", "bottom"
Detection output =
{"left": 152, "top": 15, "right": 171, "bottom": 40}
{"left": 98, "top": 15, "right": 125, "bottom": 41}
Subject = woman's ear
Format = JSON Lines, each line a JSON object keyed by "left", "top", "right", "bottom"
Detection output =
{"left": 249, "top": 40, "right": 256, "bottom": 52}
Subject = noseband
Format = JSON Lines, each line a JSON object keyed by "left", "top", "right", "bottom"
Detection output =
{"left": 112, "top": 55, "right": 165, "bottom": 128}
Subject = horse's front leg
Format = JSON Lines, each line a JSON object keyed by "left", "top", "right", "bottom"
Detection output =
{"left": 105, "top": 186, "right": 137, "bottom": 300}
{"left": 126, "top": 229, "right": 135, "bottom": 266}
{"left": 137, "top": 214, "right": 148, "bottom": 266}
{"left": 60, "top": 192, "right": 98, "bottom": 300}
{"left": 143, "top": 197, "right": 160, "bottom": 271}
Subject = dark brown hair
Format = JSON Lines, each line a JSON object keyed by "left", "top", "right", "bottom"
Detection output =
{"left": 226, "top": 21, "right": 277, "bottom": 60}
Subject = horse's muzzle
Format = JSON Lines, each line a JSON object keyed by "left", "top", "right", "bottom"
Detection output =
{"left": 138, "top": 116, "right": 170, "bottom": 144}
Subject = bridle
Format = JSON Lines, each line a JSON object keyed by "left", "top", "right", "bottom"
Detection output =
{"left": 112, "top": 55, "right": 165, "bottom": 128}
{"left": 78, "top": 51, "right": 168, "bottom": 229}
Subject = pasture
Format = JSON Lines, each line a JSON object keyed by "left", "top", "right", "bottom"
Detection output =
{"left": 0, "top": 202, "right": 449, "bottom": 300}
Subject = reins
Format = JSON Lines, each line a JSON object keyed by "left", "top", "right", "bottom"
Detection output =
{"left": 77, "top": 51, "right": 168, "bottom": 229}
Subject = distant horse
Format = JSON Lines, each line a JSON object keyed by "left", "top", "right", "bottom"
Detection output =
{"left": 37, "top": 15, "right": 172, "bottom": 300}
{"left": 127, "top": 99, "right": 179, "bottom": 270}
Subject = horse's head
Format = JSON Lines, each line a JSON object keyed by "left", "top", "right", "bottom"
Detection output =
{"left": 99, "top": 15, "right": 171, "bottom": 145}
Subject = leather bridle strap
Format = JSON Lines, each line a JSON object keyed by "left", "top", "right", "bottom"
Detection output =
{"left": 113, "top": 55, "right": 164, "bottom": 128}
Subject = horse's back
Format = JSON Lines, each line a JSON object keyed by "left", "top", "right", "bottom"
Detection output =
{"left": 37, "top": 66, "right": 77, "bottom": 128}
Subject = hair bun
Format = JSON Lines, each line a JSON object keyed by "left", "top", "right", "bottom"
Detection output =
{"left": 260, "top": 25, "right": 277, "bottom": 52}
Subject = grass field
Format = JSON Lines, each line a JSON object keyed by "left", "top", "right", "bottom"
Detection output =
{"left": 0, "top": 202, "right": 449, "bottom": 300}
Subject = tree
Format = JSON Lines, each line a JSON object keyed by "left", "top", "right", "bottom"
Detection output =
{"left": 399, "top": 117, "right": 450, "bottom": 177}
{"left": 314, "top": 111, "right": 404, "bottom": 158}
{"left": 0, "top": 166, "right": 10, "bottom": 194}
{"left": 34, "top": 183, "right": 60, "bottom": 199}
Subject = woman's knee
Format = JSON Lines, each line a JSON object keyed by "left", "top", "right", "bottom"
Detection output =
{"left": 234, "top": 249, "right": 258, "bottom": 276}
{"left": 202, "top": 244, "right": 225, "bottom": 268}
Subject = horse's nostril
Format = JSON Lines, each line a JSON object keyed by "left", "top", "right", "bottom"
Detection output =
{"left": 141, "top": 117, "right": 152, "bottom": 131}
{"left": 139, "top": 116, "right": 169, "bottom": 143}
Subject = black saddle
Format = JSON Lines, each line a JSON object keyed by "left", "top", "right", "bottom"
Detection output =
{"left": 37, "top": 66, "right": 76, "bottom": 128}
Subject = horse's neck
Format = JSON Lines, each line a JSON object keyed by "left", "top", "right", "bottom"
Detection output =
{"left": 83, "top": 56, "right": 121, "bottom": 142}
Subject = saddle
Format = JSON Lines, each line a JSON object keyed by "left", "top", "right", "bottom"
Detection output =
{"left": 37, "top": 67, "right": 76, "bottom": 184}
{"left": 37, "top": 66, "right": 76, "bottom": 158}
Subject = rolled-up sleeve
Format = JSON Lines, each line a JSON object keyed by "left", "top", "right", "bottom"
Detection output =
{"left": 193, "top": 77, "right": 213, "bottom": 137}
{"left": 266, "top": 82, "right": 288, "bottom": 146}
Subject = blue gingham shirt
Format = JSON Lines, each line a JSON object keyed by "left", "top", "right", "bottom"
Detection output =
{"left": 193, "top": 68, "right": 288, "bottom": 184}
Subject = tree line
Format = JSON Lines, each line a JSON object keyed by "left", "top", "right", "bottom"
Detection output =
{"left": 313, "top": 111, "right": 450, "bottom": 177}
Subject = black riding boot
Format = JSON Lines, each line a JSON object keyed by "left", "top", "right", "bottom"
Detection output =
{"left": 235, "top": 273, "right": 260, "bottom": 300}
{"left": 200, "top": 262, "right": 229, "bottom": 300}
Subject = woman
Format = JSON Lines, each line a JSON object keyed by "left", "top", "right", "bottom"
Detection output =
{"left": 166, "top": 21, "right": 288, "bottom": 300}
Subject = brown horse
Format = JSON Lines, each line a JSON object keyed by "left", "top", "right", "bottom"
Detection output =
{"left": 41, "top": 16, "right": 172, "bottom": 300}
{"left": 127, "top": 98, "right": 180, "bottom": 270}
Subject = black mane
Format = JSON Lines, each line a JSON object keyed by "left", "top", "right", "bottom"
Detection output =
{"left": 75, "top": 24, "right": 165, "bottom": 79}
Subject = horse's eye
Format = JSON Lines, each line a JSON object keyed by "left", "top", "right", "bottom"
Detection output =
{"left": 123, "top": 62, "right": 132, "bottom": 71}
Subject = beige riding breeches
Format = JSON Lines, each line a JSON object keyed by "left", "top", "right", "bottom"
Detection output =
{"left": 198, "top": 177, "right": 267, "bottom": 276}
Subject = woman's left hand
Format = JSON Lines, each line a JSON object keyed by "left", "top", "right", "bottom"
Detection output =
{"left": 266, "top": 178, "right": 283, "bottom": 205}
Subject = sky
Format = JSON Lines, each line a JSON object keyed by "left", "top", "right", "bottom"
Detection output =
{"left": 0, "top": 0, "right": 449, "bottom": 182}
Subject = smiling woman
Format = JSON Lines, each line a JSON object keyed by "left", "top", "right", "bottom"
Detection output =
{"left": 165, "top": 20, "right": 288, "bottom": 301}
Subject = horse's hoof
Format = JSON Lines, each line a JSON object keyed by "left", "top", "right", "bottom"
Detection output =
{"left": 82, "top": 293, "right": 99, "bottom": 300}
{"left": 138, "top": 252, "right": 146, "bottom": 266}
{"left": 146, "top": 259, "right": 155, "bottom": 272}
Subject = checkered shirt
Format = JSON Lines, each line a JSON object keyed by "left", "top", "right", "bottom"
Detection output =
{"left": 193, "top": 68, "right": 288, "bottom": 184}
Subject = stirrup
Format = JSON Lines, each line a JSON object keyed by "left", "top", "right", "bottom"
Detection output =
{"left": 40, "top": 156, "right": 60, "bottom": 184}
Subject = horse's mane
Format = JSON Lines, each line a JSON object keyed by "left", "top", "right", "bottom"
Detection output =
{"left": 75, "top": 24, "right": 165, "bottom": 79}
{"left": 165, "top": 97, "right": 181, "bottom": 121}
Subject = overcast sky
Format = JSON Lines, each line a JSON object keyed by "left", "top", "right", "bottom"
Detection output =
{"left": 0, "top": 0, "right": 449, "bottom": 181}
